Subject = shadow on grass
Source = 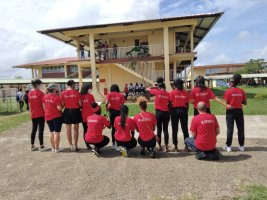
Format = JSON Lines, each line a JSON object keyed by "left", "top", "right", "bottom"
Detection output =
{"left": 241, "top": 146, "right": 267, "bottom": 152}
{"left": 0, "top": 111, "right": 21, "bottom": 116}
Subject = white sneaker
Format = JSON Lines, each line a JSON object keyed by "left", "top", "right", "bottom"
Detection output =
{"left": 52, "top": 148, "right": 55, "bottom": 153}
{"left": 223, "top": 146, "right": 232, "bottom": 152}
{"left": 31, "top": 146, "right": 39, "bottom": 151}
{"left": 70, "top": 145, "right": 74, "bottom": 152}
{"left": 115, "top": 146, "right": 122, "bottom": 152}
{"left": 40, "top": 146, "right": 49, "bottom": 152}
{"left": 111, "top": 144, "right": 117, "bottom": 150}
{"left": 120, "top": 147, "right": 128, "bottom": 157}
{"left": 239, "top": 146, "right": 245, "bottom": 152}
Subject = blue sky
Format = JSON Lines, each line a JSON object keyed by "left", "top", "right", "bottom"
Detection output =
{"left": 0, "top": 0, "right": 266, "bottom": 78}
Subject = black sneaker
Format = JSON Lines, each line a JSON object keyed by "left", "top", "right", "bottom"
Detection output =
{"left": 140, "top": 147, "right": 146, "bottom": 155}
{"left": 195, "top": 151, "right": 207, "bottom": 160}
{"left": 149, "top": 148, "right": 155, "bottom": 158}
{"left": 92, "top": 148, "right": 101, "bottom": 157}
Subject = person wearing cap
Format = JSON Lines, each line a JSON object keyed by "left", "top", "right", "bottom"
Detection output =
{"left": 80, "top": 83, "right": 95, "bottom": 150}
{"left": 114, "top": 105, "right": 137, "bottom": 157}
{"left": 61, "top": 80, "right": 82, "bottom": 152}
{"left": 185, "top": 102, "right": 221, "bottom": 160}
{"left": 42, "top": 83, "right": 63, "bottom": 153}
{"left": 190, "top": 76, "right": 228, "bottom": 116}
{"left": 28, "top": 79, "right": 47, "bottom": 151}
{"left": 105, "top": 84, "right": 125, "bottom": 149}
{"left": 85, "top": 103, "right": 111, "bottom": 156}
{"left": 223, "top": 74, "right": 247, "bottom": 152}
{"left": 170, "top": 78, "right": 190, "bottom": 152}
{"left": 147, "top": 77, "right": 171, "bottom": 152}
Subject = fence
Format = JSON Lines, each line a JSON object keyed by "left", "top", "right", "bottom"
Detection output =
{"left": 0, "top": 88, "right": 18, "bottom": 112}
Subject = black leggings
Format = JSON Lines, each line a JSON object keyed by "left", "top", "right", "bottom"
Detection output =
{"left": 31, "top": 117, "right": 45, "bottom": 146}
{"left": 138, "top": 137, "right": 156, "bottom": 148}
{"left": 171, "top": 107, "right": 189, "bottom": 145}
{"left": 156, "top": 110, "right": 170, "bottom": 145}
{"left": 194, "top": 108, "right": 211, "bottom": 116}
{"left": 116, "top": 137, "right": 137, "bottom": 149}
{"left": 226, "top": 109, "right": 245, "bottom": 146}
{"left": 109, "top": 109, "right": 120, "bottom": 144}
{"left": 19, "top": 101, "right": 24, "bottom": 111}
{"left": 89, "top": 136, "right": 110, "bottom": 149}
{"left": 82, "top": 122, "right": 90, "bottom": 148}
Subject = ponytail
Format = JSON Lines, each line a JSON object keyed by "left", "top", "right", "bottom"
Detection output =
{"left": 120, "top": 105, "right": 129, "bottom": 130}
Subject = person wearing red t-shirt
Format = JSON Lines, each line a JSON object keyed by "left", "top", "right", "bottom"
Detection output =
{"left": 134, "top": 97, "right": 158, "bottom": 158}
{"left": 105, "top": 84, "right": 125, "bottom": 148}
{"left": 85, "top": 103, "right": 111, "bottom": 157}
{"left": 223, "top": 74, "right": 247, "bottom": 152}
{"left": 114, "top": 105, "right": 137, "bottom": 157}
{"left": 80, "top": 83, "right": 95, "bottom": 149}
{"left": 170, "top": 78, "right": 190, "bottom": 152}
{"left": 28, "top": 79, "right": 46, "bottom": 151}
{"left": 147, "top": 77, "right": 170, "bottom": 152}
{"left": 42, "top": 83, "right": 63, "bottom": 153}
{"left": 185, "top": 102, "right": 221, "bottom": 160}
{"left": 190, "top": 76, "right": 227, "bottom": 116}
{"left": 61, "top": 80, "right": 82, "bottom": 152}
{"left": 124, "top": 84, "right": 129, "bottom": 100}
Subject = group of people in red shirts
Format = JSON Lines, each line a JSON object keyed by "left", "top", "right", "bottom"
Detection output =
{"left": 27, "top": 73, "right": 246, "bottom": 160}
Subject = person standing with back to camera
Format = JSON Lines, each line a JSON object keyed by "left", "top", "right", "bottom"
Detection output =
{"left": 61, "top": 80, "right": 82, "bottom": 152}
{"left": 106, "top": 84, "right": 125, "bottom": 149}
{"left": 147, "top": 77, "right": 171, "bottom": 152}
{"left": 80, "top": 83, "right": 95, "bottom": 150}
{"left": 170, "top": 78, "right": 190, "bottom": 152}
{"left": 190, "top": 76, "right": 227, "bottom": 116}
{"left": 223, "top": 74, "right": 247, "bottom": 152}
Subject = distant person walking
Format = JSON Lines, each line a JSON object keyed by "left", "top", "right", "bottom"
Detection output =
{"left": 28, "top": 79, "right": 46, "bottom": 151}
{"left": 17, "top": 88, "right": 24, "bottom": 112}
{"left": 43, "top": 84, "right": 63, "bottom": 153}
{"left": 223, "top": 74, "right": 247, "bottom": 152}
{"left": 24, "top": 90, "right": 29, "bottom": 111}
{"left": 61, "top": 80, "right": 82, "bottom": 152}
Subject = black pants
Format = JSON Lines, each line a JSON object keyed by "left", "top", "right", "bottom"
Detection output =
{"left": 194, "top": 108, "right": 211, "bottom": 116}
{"left": 125, "top": 92, "right": 128, "bottom": 100}
{"left": 226, "top": 109, "right": 245, "bottom": 146}
{"left": 116, "top": 137, "right": 137, "bottom": 149}
{"left": 82, "top": 122, "right": 90, "bottom": 148}
{"left": 109, "top": 109, "right": 120, "bottom": 144}
{"left": 138, "top": 137, "right": 156, "bottom": 148}
{"left": 31, "top": 117, "right": 45, "bottom": 146}
{"left": 171, "top": 107, "right": 189, "bottom": 145}
{"left": 19, "top": 101, "right": 24, "bottom": 111}
{"left": 156, "top": 110, "right": 170, "bottom": 145}
{"left": 89, "top": 136, "right": 110, "bottom": 149}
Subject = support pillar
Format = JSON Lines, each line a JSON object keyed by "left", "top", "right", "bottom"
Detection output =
{"left": 173, "top": 60, "right": 177, "bottom": 80}
{"left": 64, "top": 64, "right": 67, "bottom": 78}
{"left": 89, "top": 34, "right": 105, "bottom": 102}
{"left": 78, "top": 64, "right": 82, "bottom": 91}
{"left": 163, "top": 26, "right": 172, "bottom": 91}
{"left": 184, "top": 66, "right": 187, "bottom": 89}
{"left": 31, "top": 68, "right": 34, "bottom": 79}
{"left": 190, "top": 27, "right": 195, "bottom": 88}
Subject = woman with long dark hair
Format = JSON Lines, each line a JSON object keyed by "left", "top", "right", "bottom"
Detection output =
{"left": 170, "top": 78, "right": 190, "bottom": 151}
{"left": 80, "top": 83, "right": 95, "bottom": 149}
{"left": 190, "top": 76, "right": 227, "bottom": 116}
{"left": 105, "top": 84, "right": 125, "bottom": 149}
{"left": 147, "top": 77, "right": 170, "bottom": 152}
{"left": 223, "top": 74, "right": 247, "bottom": 152}
{"left": 61, "top": 80, "right": 82, "bottom": 152}
{"left": 134, "top": 96, "right": 157, "bottom": 158}
{"left": 114, "top": 105, "right": 137, "bottom": 157}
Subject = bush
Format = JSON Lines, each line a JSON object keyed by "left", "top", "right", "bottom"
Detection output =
{"left": 254, "top": 94, "right": 267, "bottom": 100}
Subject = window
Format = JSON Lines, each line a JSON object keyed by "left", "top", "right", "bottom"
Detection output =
{"left": 42, "top": 66, "right": 64, "bottom": 74}
{"left": 70, "top": 65, "right": 78, "bottom": 73}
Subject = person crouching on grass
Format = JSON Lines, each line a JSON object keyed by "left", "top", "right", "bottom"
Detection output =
{"left": 42, "top": 84, "right": 63, "bottom": 153}
{"left": 134, "top": 97, "right": 158, "bottom": 158}
{"left": 114, "top": 105, "right": 137, "bottom": 157}
{"left": 85, "top": 103, "right": 111, "bottom": 157}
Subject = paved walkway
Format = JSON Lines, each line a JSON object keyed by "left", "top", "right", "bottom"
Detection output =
{"left": 0, "top": 115, "right": 266, "bottom": 199}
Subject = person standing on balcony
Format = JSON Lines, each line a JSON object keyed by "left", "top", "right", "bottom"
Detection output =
{"left": 190, "top": 76, "right": 227, "bottom": 116}
{"left": 170, "top": 78, "right": 190, "bottom": 152}
{"left": 106, "top": 84, "right": 125, "bottom": 149}
{"left": 112, "top": 43, "right": 117, "bottom": 59}
{"left": 79, "top": 44, "right": 85, "bottom": 60}
{"left": 28, "top": 79, "right": 46, "bottom": 151}
{"left": 80, "top": 83, "right": 95, "bottom": 150}
{"left": 147, "top": 77, "right": 171, "bottom": 152}
{"left": 103, "top": 42, "right": 109, "bottom": 60}
{"left": 61, "top": 80, "right": 82, "bottom": 152}
{"left": 223, "top": 74, "right": 247, "bottom": 152}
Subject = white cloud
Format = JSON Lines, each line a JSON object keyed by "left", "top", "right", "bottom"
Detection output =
{"left": 213, "top": 53, "right": 233, "bottom": 64}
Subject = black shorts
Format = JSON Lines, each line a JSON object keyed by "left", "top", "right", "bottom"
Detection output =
{"left": 47, "top": 117, "right": 63, "bottom": 133}
{"left": 63, "top": 108, "right": 82, "bottom": 124}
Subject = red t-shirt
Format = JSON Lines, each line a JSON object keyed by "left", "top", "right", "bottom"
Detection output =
{"left": 81, "top": 94, "right": 95, "bottom": 122}
{"left": 190, "top": 113, "right": 219, "bottom": 151}
{"left": 114, "top": 116, "right": 135, "bottom": 142}
{"left": 190, "top": 87, "right": 216, "bottom": 108}
{"left": 42, "top": 94, "right": 62, "bottom": 121}
{"left": 85, "top": 114, "right": 110, "bottom": 143}
{"left": 170, "top": 89, "right": 189, "bottom": 108}
{"left": 106, "top": 92, "right": 125, "bottom": 111}
{"left": 134, "top": 112, "right": 157, "bottom": 141}
{"left": 223, "top": 87, "right": 246, "bottom": 109}
{"left": 60, "top": 89, "right": 81, "bottom": 109}
{"left": 28, "top": 89, "right": 45, "bottom": 119}
{"left": 150, "top": 88, "right": 170, "bottom": 111}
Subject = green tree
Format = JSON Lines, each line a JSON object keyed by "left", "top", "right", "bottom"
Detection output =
{"left": 238, "top": 59, "right": 265, "bottom": 74}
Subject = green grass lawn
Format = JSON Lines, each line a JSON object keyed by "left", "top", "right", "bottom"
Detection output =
{"left": 234, "top": 184, "right": 267, "bottom": 200}
{"left": 0, "top": 112, "right": 30, "bottom": 133}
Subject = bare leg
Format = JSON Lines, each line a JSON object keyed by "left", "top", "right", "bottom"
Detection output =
{"left": 50, "top": 133, "right": 55, "bottom": 149}
{"left": 66, "top": 124, "right": 73, "bottom": 145}
{"left": 74, "top": 124, "right": 79, "bottom": 146}
{"left": 54, "top": 133, "right": 60, "bottom": 149}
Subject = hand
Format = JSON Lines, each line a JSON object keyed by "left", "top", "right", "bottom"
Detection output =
{"left": 226, "top": 104, "right": 233, "bottom": 109}
{"left": 155, "top": 135, "right": 160, "bottom": 142}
